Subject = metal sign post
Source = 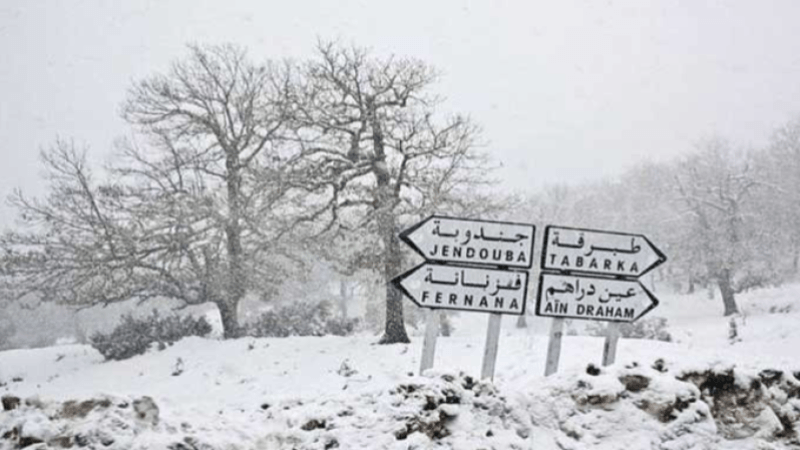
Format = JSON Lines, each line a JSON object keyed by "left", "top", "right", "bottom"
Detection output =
{"left": 544, "top": 317, "right": 564, "bottom": 376}
{"left": 536, "top": 225, "right": 666, "bottom": 376}
{"left": 481, "top": 313, "right": 503, "bottom": 380}
{"left": 420, "top": 309, "right": 440, "bottom": 374}
{"left": 602, "top": 322, "right": 620, "bottom": 366}
{"left": 393, "top": 215, "right": 536, "bottom": 379}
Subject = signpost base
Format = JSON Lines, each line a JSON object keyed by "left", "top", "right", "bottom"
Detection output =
{"left": 420, "top": 309, "right": 440, "bottom": 375}
{"left": 602, "top": 322, "right": 620, "bottom": 367}
{"left": 481, "top": 313, "right": 502, "bottom": 380}
{"left": 544, "top": 318, "right": 564, "bottom": 376}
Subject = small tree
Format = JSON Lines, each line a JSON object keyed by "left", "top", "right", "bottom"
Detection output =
{"left": 672, "top": 138, "right": 761, "bottom": 316}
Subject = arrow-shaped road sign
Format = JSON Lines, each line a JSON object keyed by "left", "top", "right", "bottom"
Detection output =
{"left": 392, "top": 263, "right": 529, "bottom": 316}
{"left": 536, "top": 273, "right": 658, "bottom": 323}
{"left": 541, "top": 226, "right": 666, "bottom": 279}
{"left": 400, "top": 215, "right": 535, "bottom": 269}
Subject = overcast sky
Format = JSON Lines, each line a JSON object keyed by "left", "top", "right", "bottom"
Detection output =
{"left": 2, "top": 0, "right": 800, "bottom": 225}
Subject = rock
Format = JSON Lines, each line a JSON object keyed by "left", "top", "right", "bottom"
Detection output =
{"left": 2, "top": 395, "right": 21, "bottom": 411}
{"left": 754, "top": 407, "right": 784, "bottom": 439}
{"left": 336, "top": 360, "right": 357, "bottom": 377}
{"left": 301, "top": 419, "right": 326, "bottom": 431}
{"left": 586, "top": 364, "right": 601, "bottom": 376}
{"left": 133, "top": 396, "right": 159, "bottom": 425}
{"left": 619, "top": 374, "right": 650, "bottom": 392}
{"left": 75, "top": 434, "right": 90, "bottom": 447}
{"left": 759, "top": 369, "right": 783, "bottom": 387}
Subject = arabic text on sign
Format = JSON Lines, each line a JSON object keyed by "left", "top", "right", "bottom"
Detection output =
{"left": 398, "top": 264, "right": 528, "bottom": 315}
{"left": 428, "top": 220, "right": 531, "bottom": 265}
{"left": 544, "top": 228, "right": 658, "bottom": 276}
{"left": 404, "top": 218, "right": 535, "bottom": 268}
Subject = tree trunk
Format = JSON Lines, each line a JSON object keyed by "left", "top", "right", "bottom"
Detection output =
{"left": 377, "top": 208, "right": 410, "bottom": 344}
{"left": 222, "top": 149, "right": 244, "bottom": 338}
{"left": 339, "top": 279, "right": 349, "bottom": 319}
{"left": 687, "top": 275, "right": 695, "bottom": 294}
{"left": 369, "top": 97, "right": 410, "bottom": 345}
{"left": 439, "top": 313, "right": 452, "bottom": 337}
{"left": 717, "top": 269, "right": 739, "bottom": 316}
{"left": 216, "top": 299, "right": 240, "bottom": 339}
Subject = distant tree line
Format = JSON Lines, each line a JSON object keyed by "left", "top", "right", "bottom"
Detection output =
{"left": 515, "top": 119, "right": 800, "bottom": 316}
{"left": 3, "top": 41, "right": 798, "bottom": 348}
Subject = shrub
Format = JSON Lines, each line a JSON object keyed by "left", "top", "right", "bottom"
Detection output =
{"left": 90, "top": 310, "right": 212, "bottom": 361}
{"left": 586, "top": 317, "right": 672, "bottom": 342}
{"left": 246, "top": 301, "right": 358, "bottom": 338}
{"left": 619, "top": 317, "right": 672, "bottom": 342}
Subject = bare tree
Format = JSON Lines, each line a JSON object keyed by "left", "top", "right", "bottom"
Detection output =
{"left": 119, "top": 44, "right": 297, "bottom": 337}
{"left": 2, "top": 142, "right": 140, "bottom": 307}
{"left": 3, "top": 45, "right": 296, "bottom": 338}
{"left": 286, "top": 42, "right": 492, "bottom": 343}
{"left": 672, "top": 138, "right": 762, "bottom": 316}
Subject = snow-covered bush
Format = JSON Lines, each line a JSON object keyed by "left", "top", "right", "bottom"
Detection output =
{"left": 587, "top": 317, "right": 672, "bottom": 342}
{"left": 90, "top": 310, "right": 212, "bottom": 361}
{"left": 620, "top": 317, "right": 672, "bottom": 341}
{"left": 245, "top": 301, "right": 358, "bottom": 338}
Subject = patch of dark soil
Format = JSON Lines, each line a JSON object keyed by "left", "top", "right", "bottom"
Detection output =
{"left": 679, "top": 368, "right": 797, "bottom": 440}
{"left": 18, "top": 436, "right": 44, "bottom": 448}
{"left": 395, "top": 410, "right": 452, "bottom": 441}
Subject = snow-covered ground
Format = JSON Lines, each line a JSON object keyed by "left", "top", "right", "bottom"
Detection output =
{"left": 1, "top": 284, "right": 800, "bottom": 449}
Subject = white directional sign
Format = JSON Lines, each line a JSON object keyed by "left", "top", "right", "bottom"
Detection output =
{"left": 392, "top": 263, "right": 528, "bottom": 315}
{"left": 536, "top": 273, "right": 658, "bottom": 322}
{"left": 400, "top": 216, "right": 535, "bottom": 269}
{"left": 541, "top": 226, "right": 666, "bottom": 278}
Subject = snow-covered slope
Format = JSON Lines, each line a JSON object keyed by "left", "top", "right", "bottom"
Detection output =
{"left": 1, "top": 284, "right": 799, "bottom": 449}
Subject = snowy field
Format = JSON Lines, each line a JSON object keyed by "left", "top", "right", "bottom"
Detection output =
{"left": 2, "top": 284, "right": 800, "bottom": 449}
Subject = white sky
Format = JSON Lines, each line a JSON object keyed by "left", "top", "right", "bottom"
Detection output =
{"left": 2, "top": 0, "right": 800, "bottom": 225}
